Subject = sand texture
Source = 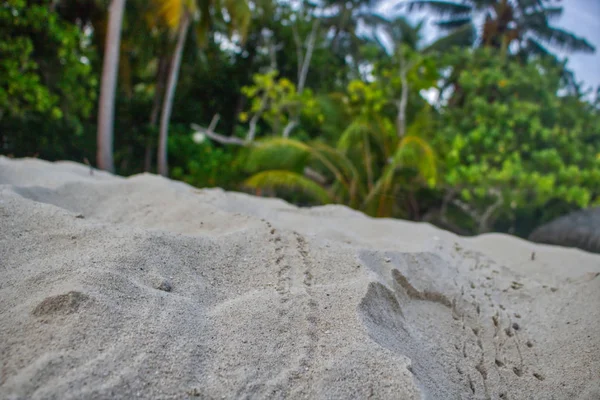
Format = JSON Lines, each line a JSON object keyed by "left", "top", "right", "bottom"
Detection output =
{"left": 1, "top": 156, "right": 599, "bottom": 400}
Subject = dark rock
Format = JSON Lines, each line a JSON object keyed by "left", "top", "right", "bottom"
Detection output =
{"left": 157, "top": 280, "right": 172, "bottom": 292}
{"left": 529, "top": 207, "right": 600, "bottom": 254}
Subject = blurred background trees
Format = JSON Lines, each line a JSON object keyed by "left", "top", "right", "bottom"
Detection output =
{"left": 1, "top": 0, "right": 598, "bottom": 237}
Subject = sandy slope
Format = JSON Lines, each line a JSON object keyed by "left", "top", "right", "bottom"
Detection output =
{"left": 1, "top": 156, "right": 599, "bottom": 400}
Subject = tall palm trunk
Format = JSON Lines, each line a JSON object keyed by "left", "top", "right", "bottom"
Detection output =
{"left": 157, "top": 11, "right": 190, "bottom": 177}
{"left": 97, "top": 0, "right": 126, "bottom": 172}
{"left": 396, "top": 53, "right": 409, "bottom": 138}
{"left": 144, "top": 56, "right": 169, "bottom": 172}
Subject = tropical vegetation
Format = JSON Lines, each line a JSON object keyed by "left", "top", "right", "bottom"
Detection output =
{"left": 1, "top": 0, "right": 598, "bottom": 237}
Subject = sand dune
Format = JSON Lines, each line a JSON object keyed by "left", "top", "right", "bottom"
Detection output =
{"left": 1, "top": 156, "right": 599, "bottom": 399}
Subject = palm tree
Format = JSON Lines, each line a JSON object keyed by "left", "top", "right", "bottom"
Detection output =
{"left": 156, "top": 0, "right": 191, "bottom": 177}
{"left": 321, "top": 0, "right": 386, "bottom": 51}
{"left": 241, "top": 16, "right": 439, "bottom": 218}
{"left": 156, "top": 0, "right": 250, "bottom": 177}
{"left": 366, "top": 17, "right": 440, "bottom": 139}
{"left": 242, "top": 116, "right": 437, "bottom": 218}
{"left": 400, "top": 0, "right": 595, "bottom": 56}
{"left": 243, "top": 138, "right": 348, "bottom": 205}
{"left": 97, "top": 0, "right": 126, "bottom": 172}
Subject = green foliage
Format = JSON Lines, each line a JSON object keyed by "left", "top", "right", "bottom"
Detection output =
{"left": 1, "top": 0, "right": 95, "bottom": 158}
{"left": 240, "top": 71, "right": 324, "bottom": 135}
{"left": 244, "top": 170, "right": 333, "bottom": 204}
{"left": 0, "top": 0, "right": 95, "bottom": 121}
{"left": 241, "top": 74, "right": 439, "bottom": 218}
{"left": 169, "top": 127, "right": 242, "bottom": 188}
{"left": 403, "top": 0, "right": 595, "bottom": 56}
{"left": 243, "top": 137, "right": 311, "bottom": 173}
{"left": 437, "top": 48, "right": 600, "bottom": 233}
{"left": 2, "top": 0, "right": 598, "bottom": 240}
{"left": 154, "top": 0, "right": 250, "bottom": 44}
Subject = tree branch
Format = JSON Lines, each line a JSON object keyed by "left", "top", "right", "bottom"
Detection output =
{"left": 267, "top": 35, "right": 278, "bottom": 71}
{"left": 304, "top": 166, "right": 327, "bottom": 184}
{"left": 439, "top": 188, "right": 457, "bottom": 224}
{"left": 191, "top": 115, "right": 248, "bottom": 146}
{"left": 479, "top": 188, "right": 503, "bottom": 232}
{"left": 247, "top": 93, "right": 268, "bottom": 142}
{"left": 298, "top": 19, "right": 319, "bottom": 93}
{"left": 451, "top": 188, "right": 503, "bottom": 233}
{"left": 292, "top": 24, "right": 304, "bottom": 83}
{"left": 283, "top": 19, "right": 319, "bottom": 138}
{"left": 396, "top": 55, "right": 414, "bottom": 138}
{"left": 451, "top": 198, "right": 480, "bottom": 224}
{"left": 282, "top": 120, "right": 299, "bottom": 138}
{"left": 207, "top": 113, "right": 220, "bottom": 131}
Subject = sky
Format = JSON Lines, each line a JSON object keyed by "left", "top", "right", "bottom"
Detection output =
{"left": 376, "top": 0, "right": 600, "bottom": 90}
{"left": 555, "top": 0, "right": 600, "bottom": 89}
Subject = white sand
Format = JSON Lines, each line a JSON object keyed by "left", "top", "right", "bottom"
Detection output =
{"left": 1, "top": 156, "right": 599, "bottom": 400}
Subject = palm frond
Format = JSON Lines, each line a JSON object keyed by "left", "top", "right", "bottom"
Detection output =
{"left": 406, "top": 106, "right": 436, "bottom": 139}
{"left": 245, "top": 137, "right": 311, "bottom": 173}
{"left": 515, "top": 0, "right": 546, "bottom": 14}
{"left": 394, "top": 135, "right": 437, "bottom": 185}
{"left": 435, "top": 17, "right": 472, "bottom": 31}
{"left": 523, "top": 37, "right": 552, "bottom": 57}
{"left": 359, "top": 13, "right": 390, "bottom": 28}
{"left": 470, "top": 0, "right": 497, "bottom": 11}
{"left": 310, "top": 142, "right": 362, "bottom": 202}
{"left": 395, "top": 135, "right": 437, "bottom": 185}
{"left": 222, "top": 0, "right": 251, "bottom": 41}
{"left": 337, "top": 121, "right": 369, "bottom": 151}
{"left": 314, "top": 94, "right": 350, "bottom": 141}
{"left": 195, "top": 0, "right": 212, "bottom": 46}
{"left": 384, "top": 16, "right": 424, "bottom": 50}
{"left": 361, "top": 134, "right": 437, "bottom": 215}
{"left": 314, "top": 141, "right": 371, "bottom": 207}
{"left": 362, "top": 161, "right": 397, "bottom": 215}
{"left": 255, "top": 137, "right": 312, "bottom": 151}
{"left": 156, "top": 0, "right": 185, "bottom": 30}
{"left": 400, "top": 1, "right": 472, "bottom": 17}
{"left": 423, "top": 22, "right": 475, "bottom": 52}
{"left": 312, "top": 142, "right": 361, "bottom": 181}
{"left": 337, "top": 119, "right": 389, "bottom": 174}
{"left": 535, "top": 6, "right": 563, "bottom": 21}
{"left": 532, "top": 25, "right": 596, "bottom": 53}
{"left": 244, "top": 170, "right": 333, "bottom": 204}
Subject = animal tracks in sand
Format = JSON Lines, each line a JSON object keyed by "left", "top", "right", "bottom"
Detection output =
{"left": 358, "top": 250, "right": 547, "bottom": 399}
{"left": 262, "top": 221, "right": 320, "bottom": 396}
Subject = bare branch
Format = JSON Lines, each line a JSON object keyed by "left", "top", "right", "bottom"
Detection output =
{"left": 282, "top": 120, "right": 299, "bottom": 138}
{"left": 452, "top": 198, "right": 479, "bottom": 223}
{"left": 396, "top": 55, "right": 414, "bottom": 138}
{"left": 479, "top": 188, "right": 503, "bottom": 232}
{"left": 191, "top": 116, "right": 248, "bottom": 146}
{"left": 242, "top": 36, "right": 278, "bottom": 143}
{"left": 452, "top": 188, "right": 503, "bottom": 233}
{"left": 304, "top": 167, "right": 327, "bottom": 184}
{"left": 439, "top": 188, "right": 457, "bottom": 224}
{"left": 268, "top": 37, "right": 278, "bottom": 71}
{"left": 207, "top": 114, "right": 220, "bottom": 131}
{"left": 282, "top": 19, "right": 319, "bottom": 139}
{"left": 298, "top": 20, "right": 319, "bottom": 93}
{"left": 247, "top": 92, "right": 269, "bottom": 142}
{"left": 292, "top": 24, "right": 304, "bottom": 83}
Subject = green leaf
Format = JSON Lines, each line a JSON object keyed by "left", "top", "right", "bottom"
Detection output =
{"left": 244, "top": 170, "right": 332, "bottom": 204}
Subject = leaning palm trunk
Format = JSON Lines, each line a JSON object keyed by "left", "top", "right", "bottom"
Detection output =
{"left": 97, "top": 0, "right": 126, "bottom": 172}
{"left": 157, "top": 11, "right": 190, "bottom": 177}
